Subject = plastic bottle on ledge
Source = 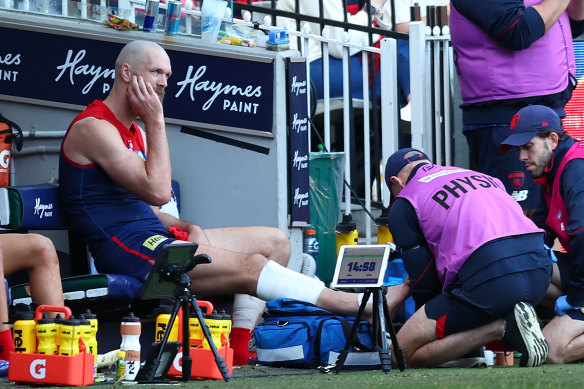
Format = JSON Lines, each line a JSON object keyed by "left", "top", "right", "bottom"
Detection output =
{"left": 303, "top": 229, "right": 319, "bottom": 263}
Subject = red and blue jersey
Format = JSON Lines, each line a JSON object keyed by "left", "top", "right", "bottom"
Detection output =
{"left": 59, "top": 100, "right": 171, "bottom": 279}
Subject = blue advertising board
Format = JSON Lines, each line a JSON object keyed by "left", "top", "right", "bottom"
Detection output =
{"left": 0, "top": 24, "right": 274, "bottom": 136}
{"left": 287, "top": 58, "right": 310, "bottom": 226}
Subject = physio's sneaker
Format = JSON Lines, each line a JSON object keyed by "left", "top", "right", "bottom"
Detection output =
{"left": 502, "top": 302, "right": 548, "bottom": 367}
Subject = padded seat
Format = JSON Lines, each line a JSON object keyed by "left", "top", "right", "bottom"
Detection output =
{"left": 10, "top": 274, "right": 144, "bottom": 306}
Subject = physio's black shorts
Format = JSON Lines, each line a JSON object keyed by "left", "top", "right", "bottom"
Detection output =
{"left": 424, "top": 234, "right": 552, "bottom": 338}
{"left": 464, "top": 124, "right": 540, "bottom": 210}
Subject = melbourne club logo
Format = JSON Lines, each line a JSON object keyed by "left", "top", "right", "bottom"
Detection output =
{"left": 508, "top": 171, "right": 525, "bottom": 190}
{"left": 510, "top": 114, "right": 521, "bottom": 130}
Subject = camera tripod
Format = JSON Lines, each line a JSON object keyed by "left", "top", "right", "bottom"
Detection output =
{"left": 138, "top": 251, "right": 231, "bottom": 382}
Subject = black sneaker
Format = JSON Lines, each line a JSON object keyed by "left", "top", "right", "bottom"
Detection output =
{"left": 502, "top": 301, "right": 548, "bottom": 367}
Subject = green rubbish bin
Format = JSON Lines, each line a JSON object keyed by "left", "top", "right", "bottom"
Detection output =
{"left": 309, "top": 152, "right": 344, "bottom": 286}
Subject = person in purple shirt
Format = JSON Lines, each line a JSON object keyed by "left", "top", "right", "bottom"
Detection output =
{"left": 450, "top": 0, "right": 584, "bottom": 215}
{"left": 500, "top": 104, "right": 584, "bottom": 364}
{"left": 385, "top": 148, "right": 552, "bottom": 367}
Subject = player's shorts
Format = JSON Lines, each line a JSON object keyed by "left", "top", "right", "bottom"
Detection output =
{"left": 464, "top": 124, "right": 540, "bottom": 210}
{"left": 425, "top": 234, "right": 552, "bottom": 338}
{"left": 89, "top": 230, "right": 177, "bottom": 280}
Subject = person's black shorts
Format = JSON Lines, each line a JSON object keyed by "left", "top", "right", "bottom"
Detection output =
{"left": 464, "top": 124, "right": 540, "bottom": 210}
{"left": 424, "top": 234, "right": 552, "bottom": 338}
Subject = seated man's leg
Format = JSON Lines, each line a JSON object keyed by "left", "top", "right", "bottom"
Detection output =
{"left": 181, "top": 243, "right": 409, "bottom": 322}
{"left": 0, "top": 234, "right": 63, "bottom": 307}
{"left": 543, "top": 312, "right": 584, "bottom": 364}
{"left": 193, "top": 227, "right": 291, "bottom": 363}
{"left": 204, "top": 226, "right": 291, "bottom": 267}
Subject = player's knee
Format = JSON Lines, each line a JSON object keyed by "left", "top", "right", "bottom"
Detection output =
{"left": 30, "top": 235, "right": 58, "bottom": 267}
{"left": 242, "top": 253, "right": 269, "bottom": 275}
{"left": 267, "top": 228, "right": 291, "bottom": 266}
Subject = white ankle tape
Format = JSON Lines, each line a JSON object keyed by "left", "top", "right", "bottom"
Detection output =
{"left": 232, "top": 294, "right": 266, "bottom": 330}
{"left": 256, "top": 260, "right": 325, "bottom": 305}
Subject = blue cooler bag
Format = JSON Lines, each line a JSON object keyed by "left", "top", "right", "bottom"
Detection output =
{"left": 254, "top": 298, "right": 380, "bottom": 369}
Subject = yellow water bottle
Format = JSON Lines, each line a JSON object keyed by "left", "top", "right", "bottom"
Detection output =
{"left": 189, "top": 313, "right": 204, "bottom": 347}
{"left": 83, "top": 310, "right": 98, "bottom": 356}
{"left": 12, "top": 311, "right": 36, "bottom": 353}
{"left": 59, "top": 317, "right": 80, "bottom": 356}
{"left": 336, "top": 214, "right": 359, "bottom": 254}
{"left": 78, "top": 316, "right": 92, "bottom": 353}
{"left": 154, "top": 306, "right": 179, "bottom": 342}
{"left": 54, "top": 313, "right": 64, "bottom": 350}
{"left": 189, "top": 300, "right": 213, "bottom": 347}
{"left": 36, "top": 313, "right": 57, "bottom": 355}
{"left": 218, "top": 310, "right": 231, "bottom": 348}
{"left": 202, "top": 311, "right": 223, "bottom": 349}
{"left": 374, "top": 207, "right": 393, "bottom": 244}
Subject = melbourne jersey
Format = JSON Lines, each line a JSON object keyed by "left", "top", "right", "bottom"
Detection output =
{"left": 59, "top": 100, "right": 170, "bottom": 274}
{"left": 398, "top": 164, "right": 542, "bottom": 289}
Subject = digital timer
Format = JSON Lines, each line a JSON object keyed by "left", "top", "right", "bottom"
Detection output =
{"left": 347, "top": 261, "right": 377, "bottom": 272}
{"left": 329, "top": 244, "right": 394, "bottom": 290}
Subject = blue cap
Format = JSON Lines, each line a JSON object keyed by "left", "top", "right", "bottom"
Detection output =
{"left": 499, "top": 105, "right": 562, "bottom": 153}
{"left": 384, "top": 148, "right": 430, "bottom": 189}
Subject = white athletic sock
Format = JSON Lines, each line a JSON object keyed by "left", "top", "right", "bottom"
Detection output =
{"left": 232, "top": 294, "right": 266, "bottom": 330}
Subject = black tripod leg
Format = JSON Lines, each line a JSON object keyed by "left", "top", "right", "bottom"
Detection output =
{"left": 334, "top": 290, "right": 372, "bottom": 373}
{"left": 181, "top": 294, "right": 192, "bottom": 382}
{"left": 190, "top": 295, "right": 231, "bottom": 382}
{"left": 382, "top": 290, "right": 406, "bottom": 372}
{"left": 374, "top": 289, "right": 391, "bottom": 374}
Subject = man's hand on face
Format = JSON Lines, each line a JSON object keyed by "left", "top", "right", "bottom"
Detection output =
{"left": 127, "top": 75, "right": 164, "bottom": 128}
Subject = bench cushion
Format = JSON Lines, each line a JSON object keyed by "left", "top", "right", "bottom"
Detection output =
{"left": 10, "top": 274, "right": 144, "bottom": 305}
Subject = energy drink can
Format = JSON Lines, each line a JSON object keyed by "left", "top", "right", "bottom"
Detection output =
{"left": 164, "top": 0, "right": 182, "bottom": 36}
{"left": 143, "top": 0, "right": 159, "bottom": 32}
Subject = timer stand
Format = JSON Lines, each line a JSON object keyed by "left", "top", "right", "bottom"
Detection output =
{"left": 329, "top": 244, "right": 405, "bottom": 374}
{"left": 334, "top": 286, "right": 406, "bottom": 373}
